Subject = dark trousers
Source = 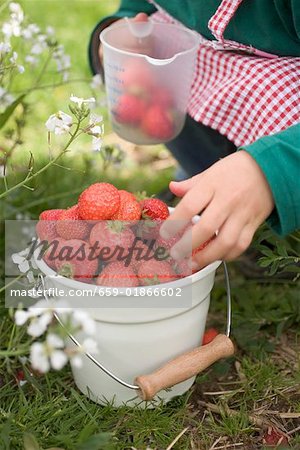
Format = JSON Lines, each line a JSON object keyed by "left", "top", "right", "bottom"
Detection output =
{"left": 166, "top": 115, "right": 237, "bottom": 177}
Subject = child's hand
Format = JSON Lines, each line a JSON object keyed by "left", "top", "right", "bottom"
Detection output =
{"left": 98, "top": 13, "right": 149, "bottom": 64}
{"left": 160, "top": 151, "right": 274, "bottom": 269}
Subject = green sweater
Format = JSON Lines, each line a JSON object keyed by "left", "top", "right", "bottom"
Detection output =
{"left": 89, "top": 0, "right": 300, "bottom": 235}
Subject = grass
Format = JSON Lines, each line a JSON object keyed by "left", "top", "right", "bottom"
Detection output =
{"left": 1, "top": 1, "right": 300, "bottom": 449}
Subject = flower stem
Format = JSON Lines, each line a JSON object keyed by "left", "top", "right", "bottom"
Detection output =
{"left": 0, "top": 348, "right": 29, "bottom": 357}
{"left": 0, "top": 120, "right": 82, "bottom": 199}
{"left": 0, "top": 274, "right": 24, "bottom": 294}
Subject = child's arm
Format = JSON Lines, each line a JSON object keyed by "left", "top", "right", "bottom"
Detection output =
{"left": 89, "top": 0, "right": 156, "bottom": 75}
{"left": 161, "top": 124, "right": 300, "bottom": 268}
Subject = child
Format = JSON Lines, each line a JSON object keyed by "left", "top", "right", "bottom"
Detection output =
{"left": 89, "top": 0, "right": 300, "bottom": 269}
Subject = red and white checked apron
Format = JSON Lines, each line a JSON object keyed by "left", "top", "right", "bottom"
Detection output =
{"left": 149, "top": 0, "right": 300, "bottom": 147}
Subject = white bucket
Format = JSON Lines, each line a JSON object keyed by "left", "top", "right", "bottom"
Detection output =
{"left": 35, "top": 255, "right": 222, "bottom": 407}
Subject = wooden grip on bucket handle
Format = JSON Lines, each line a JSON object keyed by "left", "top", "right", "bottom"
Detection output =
{"left": 135, "top": 334, "right": 234, "bottom": 401}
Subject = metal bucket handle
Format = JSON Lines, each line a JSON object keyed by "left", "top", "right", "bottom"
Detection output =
{"left": 39, "top": 261, "right": 234, "bottom": 401}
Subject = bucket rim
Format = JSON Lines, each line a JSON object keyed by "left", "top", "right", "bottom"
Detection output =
{"left": 34, "top": 252, "right": 221, "bottom": 293}
{"left": 100, "top": 21, "right": 199, "bottom": 63}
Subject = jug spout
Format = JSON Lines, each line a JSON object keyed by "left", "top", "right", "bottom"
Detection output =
{"left": 145, "top": 54, "right": 177, "bottom": 66}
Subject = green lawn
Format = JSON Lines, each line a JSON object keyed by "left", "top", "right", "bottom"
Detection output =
{"left": 1, "top": 1, "right": 300, "bottom": 450}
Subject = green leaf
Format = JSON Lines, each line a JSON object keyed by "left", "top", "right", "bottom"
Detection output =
{"left": 276, "top": 242, "right": 289, "bottom": 257}
{"left": 23, "top": 433, "right": 40, "bottom": 450}
{"left": 76, "top": 433, "right": 112, "bottom": 450}
{"left": 0, "top": 94, "right": 26, "bottom": 130}
{"left": 258, "top": 257, "right": 272, "bottom": 268}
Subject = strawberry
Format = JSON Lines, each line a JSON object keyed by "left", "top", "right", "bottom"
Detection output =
{"left": 114, "top": 93, "right": 146, "bottom": 125}
{"left": 141, "top": 105, "right": 174, "bottom": 140}
{"left": 36, "top": 220, "right": 58, "bottom": 244}
{"left": 78, "top": 183, "right": 120, "bottom": 220}
{"left": 41, "top": 238, "right": 66, "bottom": 270}
{"left": 192, "top": 236, "right": 215, "bottom": 256}
{"left": 96, "top": 261, "right": 139, "bottom": 287}
{"left": 173, "top": 258, "right": 192, "bottom": 278}
{"left": 55, "top": 239, "right": 98, "bottom": 282}
{"left": 39, "top": 209, "right": 64, "bottom": 221}
{"left": 111, "top": 190, "right": 141, "bottom": 221}
{"left": 56, "top": 205, "right": 89, "bottom": 240}
{"left": 90, "top": 221, "right": 135, "bottom": 263}
{"left": 137, "top": 260, "right": 177, "bottom": 285}
{"left": 262, "top": 427, "right": 289, "bottom": 446}
{"left": 15, "top": 369, "right": 25, "bottom": 382}
{"left": 202, "top": 328, "right": 219, "bottom": 345}
{"left": 130, "top": 239, "right": 154, "bottom": 272}
{"left": 121, "top": 59, "right": 155, "bottom": 93}
{"left": 150, "top": 87, "right": 173, "bottom": 109}
{"left": 141, "top": 198, "right": 170, "bottom": 221}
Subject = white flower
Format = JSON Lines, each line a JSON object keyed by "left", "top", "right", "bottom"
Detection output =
{"left": 0, "top": 165, "right": 5, "bottom": 178}
{"left": 70, "top": 95, "right": 96, "bottom": 108}
{"left": 72, "top": 310, "right": 96, "bottom": 335}
{"left": 26, "top": 270, "right": 35, "bottom": 283}
{"left": 92, "top": 136, "right": 103, "bottom": 152}
{"left": 2, "top": 3, "right": 24, "bottom": 40}
{"left": 12, "top": 248, "right": 30, "bottom": 273}
{"left": 89, "top": 113, "right": 103, "bottom": 126}
{"left": 88, "top": 116, "right": 104, "bottom": 152}
{"left": 18, "top": 65, "right": 25, "bottom": 73}
{"left": 90, "top": 74, "right": 103, "bottom": 90}
{"left": 82, "top": 338, "right": 98, "bottom": 354}
{"left": 9, "top": 3, "right": 24, "bottom": 24}
{"left": 0, "top": 87, "right": 15, "bottom": 110}
{"left": 0, "top": 42, "right": 11, "bottom": 53}
{"left": 22, "top": 23, "right": 40, "bottom": 39}
{"left": 30, "top": 42, "right": 46, "bottom": 55}
{"left": 45, "top": 111, "right": 73, "bottom": 135}
{"left": 30, "top": 342, "right": 50, "bottom": 372}
{"left": 46, "top": 26, "right": 54, "bottom": 36}
{"left": 30, "top": 333, "right": 68, "bottom": 373}
{"left": 37, "top": 34, "right": 47, "bottom": 43}
{"left": 62, "top": 71, "right": 69, "bottom": 82}
{"left": 70, "top": 337, "right": 98, "bottom": 368}
{"left": 2, "top": 22, "right": 20, "bottom": 39}
{"left": 15, "top": 310, "right": 30, "bottom": 326}
{"left": 27, "top": 311, "right": 52, "bottom": 337}
{"left": 54, "top": 48, "right": 71, "bottom": 73}
{"left": 9, "top": 51, "right": 18, "bottom": 63}
{"left": 51, "top": 349, "right": 68, "bottom": 370}
{"left": 70, "top": 354, "right": 83, "bottom": 368}
{"left": 28, "top": 298, "right": 71, "bottom": 317}
{"left": 25, "top": 55, "right": 38, "bottom": 66}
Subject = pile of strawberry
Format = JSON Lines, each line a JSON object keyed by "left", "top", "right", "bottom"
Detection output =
{"left": 36, "top": 182, "right": 212, "bottom": 286}
{"left": 113, "top": 59, "right": 175, "bottom": 141}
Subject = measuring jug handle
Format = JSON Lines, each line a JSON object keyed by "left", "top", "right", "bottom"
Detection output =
{"left": 135, "top": 334, "right": 234, "bottom": 401}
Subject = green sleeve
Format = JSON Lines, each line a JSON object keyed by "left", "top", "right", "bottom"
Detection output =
{"left": 240, "top": 124, "right": 300, "bottom": 236}
{"left": 274, "top": 0, "right": 300, "bottom": 40}
{"left": 89, "top": 0, "right": 157, "bottom": 74}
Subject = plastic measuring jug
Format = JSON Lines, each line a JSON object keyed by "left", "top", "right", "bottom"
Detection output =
{"left": 100, "top": 20, "right": 199, "bottom": 145}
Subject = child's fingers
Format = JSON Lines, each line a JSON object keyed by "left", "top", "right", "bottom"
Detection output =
{"left": 133, "top": 13, "right": 149, "bottom": 22}
{"left": 221, "top": 224, "right": 254, "bottom": 261}
{"left": 170, "top": 204, "right": 227, "bottom": 260}
{"left": 169, "top": 175, "right": 202, "bottom": 197}
{"left": 192, "top": 218, "right": 242, "bottom": 268}
{"left": 160, "top": 185, "right": 213, "bottom": 239}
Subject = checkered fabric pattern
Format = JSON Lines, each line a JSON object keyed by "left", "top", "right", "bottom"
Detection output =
{"left": 149, "top": 2, "right": 300, "bottom": 147}
{"left": 208, "top": 0, "right": 244, "bottom": 42}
